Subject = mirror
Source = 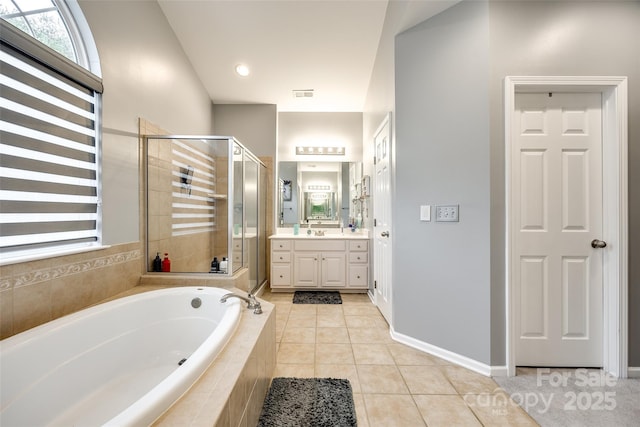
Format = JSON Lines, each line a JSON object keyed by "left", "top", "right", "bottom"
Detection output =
{"left": 278, "top": 161, "right": 363, "bottom": 228}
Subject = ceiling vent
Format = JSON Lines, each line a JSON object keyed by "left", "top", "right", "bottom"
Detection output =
{"left": 292, "top": 89, "right": 314, "bottom": 98}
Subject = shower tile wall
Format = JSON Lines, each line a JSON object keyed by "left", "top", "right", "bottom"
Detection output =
{"left": 143, "top": 120, "right": 220, "bottom": 272}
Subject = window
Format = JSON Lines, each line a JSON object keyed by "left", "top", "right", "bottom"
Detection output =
{"left": 0, "top": 1, "right": 103, "bottom": 263}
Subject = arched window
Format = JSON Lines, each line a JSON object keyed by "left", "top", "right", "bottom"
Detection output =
{"left": 1, "top": 0, "right": 103, "bottom": 264}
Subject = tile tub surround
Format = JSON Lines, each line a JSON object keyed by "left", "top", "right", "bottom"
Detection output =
{"left": 261, "top": 289, "right": 538, "bottom": 427}
{"left": 151, "top": 287, "right": 276, "bottom": 427}
{"left": 0, "top": 242, "right": 142, "bottom": 339}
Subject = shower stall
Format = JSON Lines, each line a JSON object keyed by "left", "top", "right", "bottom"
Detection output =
{"left": 144, "top": 135, "right": 268, "bottom": 294}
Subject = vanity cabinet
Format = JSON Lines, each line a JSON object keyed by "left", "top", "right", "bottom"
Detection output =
{"left": 271, "top": 239, "right": 292, "bottom": 288}
{"left": 269, "top": 236, "right": 369, "bottom": 291}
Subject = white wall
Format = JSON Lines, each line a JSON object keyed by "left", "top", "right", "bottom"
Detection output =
{"left": 278, "top": 112, "right": 363, "bottom": 163}
{"left": 79, "top": 0, "right": 214, "bottom": 245}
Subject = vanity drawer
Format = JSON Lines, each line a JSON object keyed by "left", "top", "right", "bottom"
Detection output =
{"left": 272, "top": 252, "right": 291, "bottom": 263}
{"left": 348, "top": 265, "right": 368, "bottom": 288}
{"left": 349, "top": 252, "right": 367, "bottom": 264}
{"left": 294, "top": 240, "right": 345, "bottom": 251}
{"left": 272, "top": 240, "right": 292, "bottom": 251}
{"left": 349, "top": 240, "right": 368, "bottom": 252}
{"left": 271, "top": 264, "right": 292, "bottom": 287}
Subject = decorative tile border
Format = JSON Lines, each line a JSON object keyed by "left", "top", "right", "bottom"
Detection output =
{"left": 0, "top": 250, "right": 142, "bottom": 291}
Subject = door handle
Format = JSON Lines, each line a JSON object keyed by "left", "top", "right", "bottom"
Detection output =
{"left": 381, "top": 231, "right": 389, "bottom": 238}
{"left": 591, "top": 239, "right": 607, "bottom": 249}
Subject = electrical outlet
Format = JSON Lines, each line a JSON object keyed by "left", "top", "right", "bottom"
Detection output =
{"left": 435, "top": 205, "right": 459, "bottom": 222}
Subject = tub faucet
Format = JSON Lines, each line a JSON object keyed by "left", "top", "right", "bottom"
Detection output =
{"left": 220, "top": 293, "right": 263, "bottom": 314}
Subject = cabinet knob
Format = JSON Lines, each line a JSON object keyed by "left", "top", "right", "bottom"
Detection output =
{"left": 279, "top": 256, "right": 283, "bottom": 260}
{"left": 279, "top": 275, "right": 283, "bottom": 278}
{"left": 357, "top": 275, "right": 361, "bottom": 279}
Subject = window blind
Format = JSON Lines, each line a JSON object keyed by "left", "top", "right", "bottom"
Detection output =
{"left": 0, "top": 39, "right": 100, "bottom": 259}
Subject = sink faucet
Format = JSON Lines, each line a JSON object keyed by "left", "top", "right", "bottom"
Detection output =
{"left": 220, "top": 293, "right": 263, "bottom": 314}
{"left": 314, "top": 230, "right": 325, "bottom": 236}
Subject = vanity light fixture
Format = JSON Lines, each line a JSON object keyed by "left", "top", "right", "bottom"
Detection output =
{"left": 235, "top": 64, "right": 250, "bottom": 77}
{"left": 308, "top": 185, "right": 331, "bottom": 191}
{"left": 295, "top": 146, "right": 345, "bottom": 156}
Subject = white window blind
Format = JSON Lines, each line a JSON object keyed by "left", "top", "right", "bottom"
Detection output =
{"left": 0, "top": 23, "right": 102, "bottom": 260}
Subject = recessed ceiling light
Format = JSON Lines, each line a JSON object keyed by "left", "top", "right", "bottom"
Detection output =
{"left": 235, "top": 64, "right": 250, "bottom": 77}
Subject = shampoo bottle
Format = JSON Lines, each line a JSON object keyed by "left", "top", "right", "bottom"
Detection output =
{"left": 220, "top": 257, "right": 228, "bottom": 273}
{"left": 162, "top": 253, "right": 171, "bottom": 272}
{"left": 152, "top": 252, "right": 162, "bottom": 272}
{"left": 211, "top": 257, "right": 219, "bottom": 273}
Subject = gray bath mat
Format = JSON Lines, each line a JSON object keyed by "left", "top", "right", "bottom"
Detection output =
{"left": 293, "top": 291, "right": 342, "bottom": 304}
{"left": 258, "top": 377, "right": 356, "bottom": 427}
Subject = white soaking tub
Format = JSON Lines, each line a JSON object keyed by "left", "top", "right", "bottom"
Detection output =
{"left": 0, "top": 286, "right": 241, "bottom": 426}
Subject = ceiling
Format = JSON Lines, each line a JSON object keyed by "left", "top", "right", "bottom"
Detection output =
{"left": 157, "top": 0, "right": 457, "bottom": 113}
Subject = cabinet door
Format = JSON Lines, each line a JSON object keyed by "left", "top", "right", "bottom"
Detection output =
{"left": 321, "top": 252, "right": 346, "bottom": 288}
{"left": 294, "top": 253, "right": 318, "bottom": 287}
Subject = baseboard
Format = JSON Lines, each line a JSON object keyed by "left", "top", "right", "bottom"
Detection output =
{"left": 628, "top": 367, "right": 640, "bottom": 378}
{"left": 390, "top": 327, "right": 506, "bottom": 377}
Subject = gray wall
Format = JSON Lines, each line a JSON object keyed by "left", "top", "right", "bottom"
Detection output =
{"left": 386, "top": 0, "right": 639, "bottom": 367}
{"left": 79, "top": 0, "right": 214, "bottom": 245}
{"left": 487, "top": 0, "right": 640, "bottom": 366}
{"left": 212, "top": 104, "right": 277, "bottom": 158}
{"left": 395, "top": 1, "right": 492, "bottom": 364}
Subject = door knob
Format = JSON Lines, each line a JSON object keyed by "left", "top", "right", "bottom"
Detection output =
{"left": 381, "top": 231, "right": 389, "bottom": 237}
{"left": 591, "top": 239, "right": 607, "bottom": 249}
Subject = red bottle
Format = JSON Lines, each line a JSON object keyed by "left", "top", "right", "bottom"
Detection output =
{"left": 162, "top": 253, "right": 171, "bottom": 272}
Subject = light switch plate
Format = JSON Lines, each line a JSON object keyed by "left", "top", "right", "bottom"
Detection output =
{"left": 420, "top": 205, "right": 431, "bottom": 221}
{"left": 435, "top": 205, "right": 459, "bottom": 222}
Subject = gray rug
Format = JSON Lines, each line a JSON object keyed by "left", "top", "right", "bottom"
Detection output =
{"left": 257, "top": 377, "right": 356, "bottom": 427}
{"left": 293, "top": 291, "right": 342, "bottom": 304}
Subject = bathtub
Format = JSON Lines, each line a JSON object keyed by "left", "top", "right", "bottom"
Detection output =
{"left": 0, "top": 286, "right": 241, "bottom": 426}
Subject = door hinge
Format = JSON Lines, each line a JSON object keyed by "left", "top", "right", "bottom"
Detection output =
{"left": 374, "top": 218, "right": 377, "bottom": 227}
{"left": 374, "top": 280, "right": 377, "bottom": 289}
{"left": 373, "top": 155, "right": 377, "bottom": 165}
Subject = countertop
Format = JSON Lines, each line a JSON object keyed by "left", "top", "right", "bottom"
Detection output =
{"left": 269, "top": 232, "right": 369, "bottom": 240}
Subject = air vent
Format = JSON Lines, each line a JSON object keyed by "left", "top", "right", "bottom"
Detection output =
{"left": 292, "top": 89, "right": 314, "bottom": 98}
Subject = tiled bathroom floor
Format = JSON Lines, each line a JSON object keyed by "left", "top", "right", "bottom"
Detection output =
{"left": 260, "top": 289, "right": 538, "bottom": 427}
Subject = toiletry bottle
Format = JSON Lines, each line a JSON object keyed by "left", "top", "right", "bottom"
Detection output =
{"left": 220, "top": 257, "right": 228, "bottom": 273}
{"left": 162, "top": 253, "right": 171, "bottom": 272}
{"left": 306, "top": 221, "right": 312, "bottom": 235}
{"left": 211, "top": 257, "right": 219, "bottom": 273}
{"left": 152, "top": 252, "right": 162, "bottom": 272}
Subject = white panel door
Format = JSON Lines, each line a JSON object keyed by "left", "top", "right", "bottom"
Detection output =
{"left": 513, "top": 92, "right": 603, "bottom": 366}
{"left": 373, "top": 115, "right": 392, "bottom": 324}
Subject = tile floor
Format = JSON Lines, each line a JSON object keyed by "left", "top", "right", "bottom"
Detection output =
{"left": 261, "top": 289, "right": 538, "bottom": 427}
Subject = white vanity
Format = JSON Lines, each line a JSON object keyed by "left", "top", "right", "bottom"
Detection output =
{"left": 270, "top": 233, "right": 369, "bottom": 292}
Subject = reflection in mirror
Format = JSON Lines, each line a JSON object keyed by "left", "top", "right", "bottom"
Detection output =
{"left": 277, "top": 161, "right": 362, "bottom": 228}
